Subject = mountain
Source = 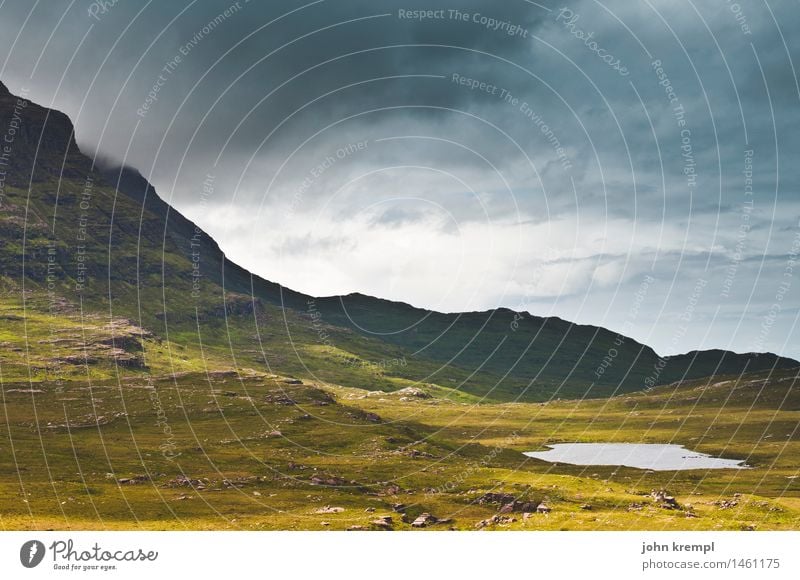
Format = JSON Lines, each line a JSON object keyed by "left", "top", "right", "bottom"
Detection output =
{"left": 1, "top": 80, "right": 797, "bottom": 401}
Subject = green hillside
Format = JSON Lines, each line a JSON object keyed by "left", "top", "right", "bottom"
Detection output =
{"left": 1, "top": 80, "right": 795, "bottom": 403}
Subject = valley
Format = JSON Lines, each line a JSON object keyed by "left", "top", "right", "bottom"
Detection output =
{"left": 1, "top": 306, "right": 797, "bottom": 531}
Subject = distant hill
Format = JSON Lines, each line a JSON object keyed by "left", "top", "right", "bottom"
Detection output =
{"left": 1, "top": 80, "right": 796, "bottom": 401}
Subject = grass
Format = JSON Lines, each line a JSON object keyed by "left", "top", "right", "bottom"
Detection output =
{"left": 1, "top": 340, "right": 797, "bottom": 530}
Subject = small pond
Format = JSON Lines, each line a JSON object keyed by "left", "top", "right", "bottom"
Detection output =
{"left": 523, "top": 443, "right": 748, "bottom": 471}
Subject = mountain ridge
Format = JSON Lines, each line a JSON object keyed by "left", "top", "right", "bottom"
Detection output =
{"left": 1, "top": 79, "right": 796, "bottom": 401}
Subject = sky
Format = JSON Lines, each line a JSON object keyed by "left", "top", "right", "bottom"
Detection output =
{"left": 0, "top": 0, "right": 798, "bottom": 359}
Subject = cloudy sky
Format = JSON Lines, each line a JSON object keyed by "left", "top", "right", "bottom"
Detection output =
{"left": 1, "top": 0, "right": 798, "bottom": 358}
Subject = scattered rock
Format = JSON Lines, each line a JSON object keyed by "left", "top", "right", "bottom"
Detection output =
{"left": 713, "top": 499, "right": 739, "bottom": 510}
{"left": 475, "top": 515, "right": 515, "bottom": 529}
{"left": 411, "top": 513, "right": 439, "bottom": 528}
{"left": 346, "top": 525, "right": 365, "bottom": 531}
{"left": 371, "top": 515, "right": 393, "bottom": 530}
{"left": 222, "top": 477, "right": 253, "bottom": 489}
{"left": 651, "top": 490, "right": 679, "bottom": 510}
{"left": 310, "top": 475, "right": 348, "bottom": 487}
{"left": 379, "top": 484, "right": 402, "bottom": 496}
{"left": 405, "top": 448, "right": 436, "bottom": 459}
{"left": 394, "top": 387, "right": 431, "bottom": 399}
{"left": 314, "top": 506, "right": 345, "bottom": 514}
{"left": 580, "top": 504, "right": 592, "bottom": 511}
{"left": 476, "top": 493, "right": 540, "bottom": 513}
{"left": 475, "top": 492, "right": 516, "bottom": 505}
{"left": 499, "top": 500, "right": 539, "bottom": 514}
{"left": 163, "top": 476, "right": 206, "bottom": 489}
{"left": 265, "top": 394, "right": 296, "bottom": 405}
{"left": 117, "top": 474, "right": 150, "bottom": 485}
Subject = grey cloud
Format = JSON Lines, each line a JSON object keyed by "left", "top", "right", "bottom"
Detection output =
{"left": 0, "top": 0, "right": 797, "bottom": 357}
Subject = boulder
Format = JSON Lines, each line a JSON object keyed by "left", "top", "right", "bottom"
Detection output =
{"left": 314, "top": 506, "right": 345, "bottom": 514}
{"left": 651, "top": 490, "right": 679, "bottom": 509}
{"left": 371, "top": 515, "right": 393, "bottom": 530}
{"left": 475, "top": 492, "right": 516, "bottom": 505}
{"left": 411, "top": 513, "right": 439, "bottom": 528}
{"left": 310, "top": 475, "right": 348, "bottom": 486}
{"left": 475, "top": 514, "right": 514, "bottom": 529}
{"left": 394, "top": 387, "right": 431, "bottom": 399}
{"left": 499, "top": 500, "right": 539, "bottom": 513}
{"left": 536, "top": 504, "right": 551, "bottom": 514}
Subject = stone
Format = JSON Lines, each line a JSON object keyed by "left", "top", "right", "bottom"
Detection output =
{"left": 314, "top": 506, "right": 345, "bottom": 514}
{"left": 394, "top": 387, "right": 431, "bottom": 399}
{"left": 475, "top": 514, "right": 514, "bottom": 529}
{"left": 475, "top": 492, "right": 517, "bottom": 505}
{"left": 371, "top": 515, "right": 393, "bottom": 530}
{"left": 363, "top": 412, "right": 381, "bottom": 423}
{"left": 714, "top": 499, "right": 739, "bottom": 509}
{"left": 380, "top": 485, "right": 401, "bottom": 496}
{"left": 310, "top": 475, "right": 347, "bottom": 486}
{"left": 651, "top": 490, "right": 679, "bottom": 509}
{"left": 411, "top": 513, "right": 439, "bottom": 528}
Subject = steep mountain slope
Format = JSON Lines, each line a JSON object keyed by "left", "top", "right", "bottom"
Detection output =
{"left": 0, "top": 80, "right": 796, "bottom": 401}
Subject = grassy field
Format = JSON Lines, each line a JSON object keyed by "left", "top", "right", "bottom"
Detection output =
{"left": 1, "top": 349, "right": 797, "bottom": 530}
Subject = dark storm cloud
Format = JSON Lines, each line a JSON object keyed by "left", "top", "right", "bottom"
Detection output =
{"left": 0, "top": 0, "right": 798, "bottom": 357}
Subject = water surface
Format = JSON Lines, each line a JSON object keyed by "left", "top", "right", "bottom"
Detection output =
{"left": 524, "top": 443, "right": 747, "bottom": 471}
